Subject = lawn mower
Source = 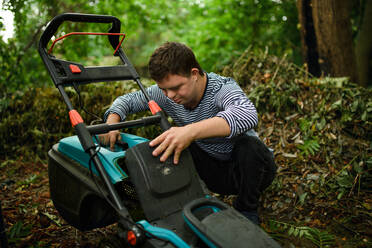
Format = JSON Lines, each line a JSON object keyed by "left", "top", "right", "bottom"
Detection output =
{"left": 38, "top": 13, "right": 280, "bottom": 248}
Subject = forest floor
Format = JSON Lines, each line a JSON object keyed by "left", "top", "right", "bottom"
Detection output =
{"left": 0, "top": 159, "right": 115, "bottom": 247}
{"left": 0, "top": 153, "right": 370, "bottom": 248}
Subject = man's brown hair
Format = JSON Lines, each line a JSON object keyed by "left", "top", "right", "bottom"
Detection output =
{"left": 148, "top": 42, "right": 203, "bottom": 82}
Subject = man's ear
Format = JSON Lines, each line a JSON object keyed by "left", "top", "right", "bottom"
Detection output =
{"left": 190, "top": 68, "right": 199, "bottom": 76}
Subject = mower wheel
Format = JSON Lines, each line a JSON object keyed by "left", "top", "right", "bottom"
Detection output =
{"left": 98, "top": 234, "right": 128, "bottom": 248}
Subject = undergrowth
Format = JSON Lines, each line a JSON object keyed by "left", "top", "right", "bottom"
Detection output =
{"left": 221, "top": 47, "right": 371, "bottom": 247}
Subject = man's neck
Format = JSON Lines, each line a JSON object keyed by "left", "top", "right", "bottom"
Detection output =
{"left": 188, "top": 72, "right": 207, "bottom": 109}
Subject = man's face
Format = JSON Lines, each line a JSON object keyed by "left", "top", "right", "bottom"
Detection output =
{"left": 157, "top": 73, "right": 198, "bottom": 108}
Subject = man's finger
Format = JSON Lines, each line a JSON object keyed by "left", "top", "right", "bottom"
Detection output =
{"left": 160, "top": 144, "right": 175, "bottom": 162}
{"left": 149, "top": 136, "right": 161, "bottom": 147}
{"left": 98, "top": 135, "right": 103, "bottom": 144}
{"left": 152, "top": 137, "right": 169, "bottom": 156}
{"left": 173, "top": 148, "right": 182, "bottom": 165}
{"left": 110, "top": 135, "right": 116, "bottom": 151}
{"left": 149, "top": 131, "right": 167, "bottom": 147}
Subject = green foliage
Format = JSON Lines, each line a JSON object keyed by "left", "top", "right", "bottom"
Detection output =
{"left": 0, "top": 81, "right": 160, "bottom": 160}
{"left": 17, "top": 173, "right": 40, "bottom": 186}
{"left": 222, "top": 49, "right": 372, "bottom": 152}
{"left": 297, "top": 137, "right": 320, "bottom": 156}
{"left": 222, "top": 49, "right": 372, "bottom": 246}
{"left": 324, "top": 154, "right": 370, "bottom": 200}
{"left": 7, "top": 221, "right": 32, "bottom": 244}
{"left": 0, "top": 31, "right": 20, "bottom": 97}
{"left": 0, "top": 0, "right": 301, "bottom": 97}
{"left": 305, "top": 228, "right": 335, "bottom": 248}
{"left": 171, "top": 0, "right": 301, "bottom": 70}
{"left": 268, "top": 220, "right": 335, "bottom": 248}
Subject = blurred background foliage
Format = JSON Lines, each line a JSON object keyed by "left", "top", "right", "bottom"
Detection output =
{"left": 1, "top": 0, "right": 301, "bottom": 98}
{"left": 0, "top": 0, "right": 369, "bottom": 98}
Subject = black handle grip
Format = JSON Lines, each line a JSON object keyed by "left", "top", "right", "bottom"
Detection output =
{"left": 156, "top": 111, "right": 172, "bottom": 131}
{"left": 86, "top": 115, "right": 162, "bottom": 135}
{"left": 183, "top": 197, "right": 227, "bottom": 217}
{"left": 39, "top": 13, "right": 121, "bottom": 50}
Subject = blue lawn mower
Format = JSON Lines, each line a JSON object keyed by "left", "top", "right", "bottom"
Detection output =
{"left": 38, "top": 13, "right": 280, "bottom": 248}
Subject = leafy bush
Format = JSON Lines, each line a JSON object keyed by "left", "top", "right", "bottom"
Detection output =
{"left": 221, "top": 48, "right": 371, "bottom": 246}
{"left": 0, "top": 80, "right": 160, "bottom": 160}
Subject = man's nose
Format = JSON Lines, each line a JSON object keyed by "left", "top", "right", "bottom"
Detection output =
{"left": 166, "top": 90, "right": 176, "bottom": 99}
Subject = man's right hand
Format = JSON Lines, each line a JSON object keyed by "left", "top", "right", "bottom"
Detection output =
{"left": 99, "top": 130, "right": 121, "bottom": 151}
{"left": 98, "top": 113, "right": 122, "bottom": 151}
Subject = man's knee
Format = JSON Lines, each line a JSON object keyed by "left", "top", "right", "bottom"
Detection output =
{"left": 232, "top": 135, "right": 277, "bottom": 187}
{"left": 233, "top": 135, "right": 271, "bottom": 161}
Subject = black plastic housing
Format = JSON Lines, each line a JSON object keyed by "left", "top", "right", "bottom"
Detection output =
{"left": 48, "top": 144, "right": 117, "bottom": 231}
{"left": 183, "top": 198, "right": 281, "bottom": 248}
{"left": 124, "top": 141, "right": 205, "bottom": 222}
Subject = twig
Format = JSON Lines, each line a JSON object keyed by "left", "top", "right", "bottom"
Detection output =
{"left": 270, "top": 53, "right": 288, "bottom": 85}
{"left": 332, "top": 219, "right": 361, "bottom": 236}
{"left": 348, "top": 174, "right": 360, "bottom": 197}
{"left": 291, "top": 62, "right": 315, "bottom": 78}
{"left": 325, "top": 154, "right": 360, "bottom": 185}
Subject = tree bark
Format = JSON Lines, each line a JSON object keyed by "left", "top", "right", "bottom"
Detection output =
{"left": 355, "top": 0, "right": 372, "bottom": 87}
{"left": 297, "top": 0, "right": 358, "bottom": 83}
{"left": 297, "top": 0, "right": 320, "bottom": 76}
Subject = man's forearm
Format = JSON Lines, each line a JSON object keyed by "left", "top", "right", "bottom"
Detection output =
{"left": 106, "top": 113, "right": 121, "bottom": 124}
{"left": 187, "top": 116, "right": 230, "bottom": 140}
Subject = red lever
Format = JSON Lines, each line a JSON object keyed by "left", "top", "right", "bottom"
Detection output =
{"left": 148, "top": 100, "right": 162, "bottom": 115}
{"left": 69, "top": 64, "right": 82, "bottom": 74}
{"left": 127, "top": 230, "right": 137, "bottom": 246}
{"left": 69, "top": 110, "right": 84, "bottom": 127}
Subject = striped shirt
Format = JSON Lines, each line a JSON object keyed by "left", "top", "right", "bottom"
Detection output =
{"left": 105, "top": 72, "right": 258, "bottom": 160}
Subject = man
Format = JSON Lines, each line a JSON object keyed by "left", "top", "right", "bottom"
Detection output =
{"left": 100, "top": 42, "right": 276, "bottom": 224}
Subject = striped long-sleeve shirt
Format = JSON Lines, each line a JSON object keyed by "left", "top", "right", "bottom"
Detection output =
{"left": 105, "top": 72, "right": 258, "bottom": 160}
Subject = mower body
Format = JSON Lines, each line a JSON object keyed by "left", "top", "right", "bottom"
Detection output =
{"left": 48, "top": 133, "right": 147, "bottom": 231}
{"left": 48, "top": 133, "right": 281, "bottom": 248}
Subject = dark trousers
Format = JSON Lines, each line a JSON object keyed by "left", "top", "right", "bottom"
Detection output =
{"left": 189, "top": 135, "right": 277, "bottom": 212}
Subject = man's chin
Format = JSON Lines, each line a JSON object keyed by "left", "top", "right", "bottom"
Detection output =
{"left": 173, "top": 99, "right": 195, "bottom": 109}
{"left": 182, "top": 103, "right": 195, "bottom": 110}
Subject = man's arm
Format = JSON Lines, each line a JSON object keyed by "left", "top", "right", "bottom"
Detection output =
{"left": 150, "top": 79, "right": 258, "bottom": 164}
{"left": 149, "top": 116, "right": 230, "bottom": 164}
{"left": 100, "top": 85, "right": 166, "bottom": 150}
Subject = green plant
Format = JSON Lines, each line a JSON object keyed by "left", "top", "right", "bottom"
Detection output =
{"left": 17, "top": 174, "right": 40, "bottom": 187}
{"left": 305, "top": 228, "right": 335, "bottom": 248}
{"left": 298, "top": 138, "right": 320, "bottom": 156}
{"left": 268, "top": 220, "right": 335, "bottom": 247}
{"left": 7, "top": 221, "right": 32, "bottom": 244}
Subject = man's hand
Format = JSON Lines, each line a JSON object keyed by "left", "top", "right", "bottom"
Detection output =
{"left": 149, "top": 126, "right": 195, "bottom": 164}
{"left": 98, "top": 130, "right": 121, "bottom": 151}
{"left": 149, "top": 117, "right": 230, "bottom": 164}
{"left": 98, "top": 113, "right": 121, "bottom": 151}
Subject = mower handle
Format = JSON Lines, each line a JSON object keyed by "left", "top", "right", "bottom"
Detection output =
{"left": 39, "top": 13, "right": 121, "bottom": 50}
{"left": 86, "top": 115, "right": 162, "bottom": 135}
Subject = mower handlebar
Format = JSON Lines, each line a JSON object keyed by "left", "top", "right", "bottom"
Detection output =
{"left": 86, "top": 115, "right": 162, "bottom": 135}
{"left": 39, "top": 13, "right": 121, "bottom": 50}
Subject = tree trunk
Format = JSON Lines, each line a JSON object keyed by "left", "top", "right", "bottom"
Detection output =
{"left": 355, "top": 0, "right": 372, "bottom": 87}
{"left": 297, "top": 0, "right": 358, "bottom": 83}
{"left": 297, "top": 0, "right": 320, "bottom": 76}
